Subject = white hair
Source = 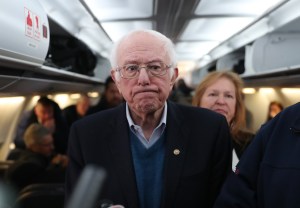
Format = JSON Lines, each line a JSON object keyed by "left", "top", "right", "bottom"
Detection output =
{"left": 24, "top": 123, "right": 51, "bottom": 148}
{"left": 110, "top": 29, "right": 177, "bottom": 80}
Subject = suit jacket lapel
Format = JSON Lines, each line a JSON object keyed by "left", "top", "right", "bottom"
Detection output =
{"left": 106, "top": 105, "right": 139, "bottom": 208}
{"left": 106, "top": 103, "right": 190, "bottom": 207}
{"left": 162, "top": 102, "right": 191, "bottom": 207}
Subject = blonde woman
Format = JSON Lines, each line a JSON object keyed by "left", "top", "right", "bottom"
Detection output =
{"left": 193, "top": 71, "right": 254, "bottom": 163}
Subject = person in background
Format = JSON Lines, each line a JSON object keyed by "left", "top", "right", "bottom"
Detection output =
{"left": 14, "top": 96, "right": 68, "bottom": 154}
{"left": 193, "top": 71, "right": 254, "bottom": 162}
{"left": 6, "top": 124, "right": 68, "bottom": 191}
{"left": 66, "top": 29, "right": 232, "bottom": 208}
{"left": 87, "top": 76, "right": 124, "bottom": 115}
{"left": 169, "top": 78, "right": 194, "bottom": 105}
{"left": 266, "top": 101, "right": 284, "bottom": 122}
{"left": 214, "top": 102, "right": 300, "bottom": 208}
{"left": 63, "top": 94, "right": 90, "bottom": 129}
{"left": 242, "top": 94, "right": 254, "bottom": 132}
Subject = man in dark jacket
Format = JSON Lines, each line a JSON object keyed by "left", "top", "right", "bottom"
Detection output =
{"left": 66, "top": 29, "right": 232, "bottom": 208}
{"left": 214, "top": 102, "right": 300, "bottom": 208}
{"left": 87, "top": 76, "right": 123, "bottom": 115}
{"left": 14, "top": 96, "right": 68, "bottom": 154}
{"left": 63, "top": 94, "right": 90, "bottom": 130}
{"left": 6, "top": 124, "right": 68, "bottom": 191}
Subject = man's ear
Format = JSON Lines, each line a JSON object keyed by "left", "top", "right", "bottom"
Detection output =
{"left": 170, "top": 67, "right": 179, "bottom": 86}
{"left": 111, "top": 69, "right": 117, "bottom": 82}
{"left": 111, "top": 70, "right": 122, "bottom": 94}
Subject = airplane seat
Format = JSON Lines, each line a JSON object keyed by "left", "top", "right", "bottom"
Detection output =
{"left": 6, "top": 148, "right": 26, "bottom": 160}
{"left": 14, "top": 183, "right": 65, "bottom": 208}
{"left": 0, "top": 160, "right": 14, "bottom": 180}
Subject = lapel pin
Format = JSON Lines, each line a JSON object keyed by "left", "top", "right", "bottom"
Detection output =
{"left": 173, "top": 149, "right": 180, "bottom": 155}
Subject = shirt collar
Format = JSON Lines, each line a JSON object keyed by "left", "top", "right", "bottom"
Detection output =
{"left": 126, "top": 102, "right": 167, "bottom": 128}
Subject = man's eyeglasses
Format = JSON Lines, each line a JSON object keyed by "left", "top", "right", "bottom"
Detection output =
{"left": 116, "top": 62, "right": 172, "bottom": 79}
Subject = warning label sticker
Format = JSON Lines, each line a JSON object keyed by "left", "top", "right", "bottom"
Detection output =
{"left": 24, "top": 7, "right": 41, "bottom": 41}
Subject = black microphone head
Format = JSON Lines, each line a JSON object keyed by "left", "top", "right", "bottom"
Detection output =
{"left": 98, "top": 199, "right": 113, "bottom": 208}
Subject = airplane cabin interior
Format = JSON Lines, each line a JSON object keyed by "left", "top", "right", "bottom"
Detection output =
{"left": 1, "top": 0, "right": 300, "bottom": 207}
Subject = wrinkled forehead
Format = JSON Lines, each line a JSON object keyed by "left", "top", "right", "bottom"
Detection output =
{"left": 117, "top": 33, "right": 169, "bottom": 63}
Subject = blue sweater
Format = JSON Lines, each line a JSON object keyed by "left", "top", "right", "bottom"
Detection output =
{"left": 130, "top": 131, "right": 165, "bottom": 208}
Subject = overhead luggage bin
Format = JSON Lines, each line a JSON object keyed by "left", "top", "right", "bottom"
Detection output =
{"left": 0, "top": 0, "right": 49, "bottom": 66}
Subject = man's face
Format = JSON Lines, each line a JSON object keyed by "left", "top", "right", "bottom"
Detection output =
{"left": 34, "top": 104, "right": 54, "bottom": 124}
{"left": 34, "top": 134, "right": 54, "bottom": 157}
{"left": 112, "top": 32, "right": 178, "bottom": 116}
{"left": 105, "top": 82, "right": 123, "bottom": 107}
{"left": 76, "top": 96, "right": 91, "bottom": 116}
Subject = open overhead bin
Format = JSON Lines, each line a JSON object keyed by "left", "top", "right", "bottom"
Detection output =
{"left": 0, "top": 0, "right": 103, "bottom": 96}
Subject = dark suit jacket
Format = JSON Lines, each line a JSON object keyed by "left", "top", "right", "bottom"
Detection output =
{"left": 14, "top": 106, "right": 69, "bottom": 154}
{"left": 5, "top": 150, "right": 66, "bottom": 191}
{"left": 63, "top": 105, "right": 84, "bottom": 130}
{"left": 214, "top": 102, "right": 300, "bottom": 208}
{"left": 66, "top": 101, "right": 232, "bottom": 208}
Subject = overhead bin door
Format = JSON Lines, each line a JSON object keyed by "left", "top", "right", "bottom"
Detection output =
{"left": 0, "top": 0, "right": 49, "bottom": 65}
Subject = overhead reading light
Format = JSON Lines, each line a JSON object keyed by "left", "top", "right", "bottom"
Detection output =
{"left": 70, "top": 94, "right": 81, "bottom": 100}
{"left": 259, "top": 88, "right": 275, "bottom": 94}
{"left": 0, "top": 97, "right": 25, "bottom": 105}
{"left": 281, "top": 88, "right": 300, "bottom": 94}
{"left": 242, "top": 88, "right": 256, "bottom": 94}
{"left": 88, "top": 92, "right": 100, "bottom": 98}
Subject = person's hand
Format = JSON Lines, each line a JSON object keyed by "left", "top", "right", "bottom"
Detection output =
{"left": 51, "top": 154, "right": 69, "bottom": 167}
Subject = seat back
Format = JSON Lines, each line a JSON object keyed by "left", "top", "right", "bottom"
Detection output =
{"left": 15, "top": 183, "right": 64, "bottom": 208}
{"left": 0, "top": 160, "right": 14, "bottom": 180}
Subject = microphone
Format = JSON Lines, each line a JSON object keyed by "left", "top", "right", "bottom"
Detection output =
{"left": 98, "top": 199, "right": 113, "bottom": 208}
{"left": 98, "top": 199, "right": 125, "bottom": 208}
{"left": 66, "top": 165, "right": 106, "bottom": 208}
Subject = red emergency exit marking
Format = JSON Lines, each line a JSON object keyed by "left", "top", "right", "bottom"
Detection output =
{"left": 26, "top": 10, "right": 32, "bottom": 26}
{"left": 24, "top": 7, "right": 41, "bottom": 41}
{"left": 25, "top": 7, "right": 33, "bottom": 38}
